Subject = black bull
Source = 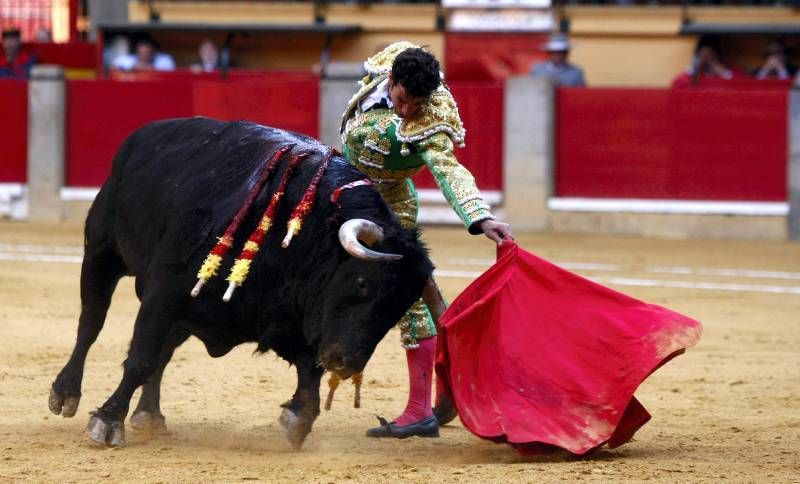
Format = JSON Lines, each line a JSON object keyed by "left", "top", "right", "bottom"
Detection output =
{"left": 48, "top": 117, "right": 434, "bottom": 449}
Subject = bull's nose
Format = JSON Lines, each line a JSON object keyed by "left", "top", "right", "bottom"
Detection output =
{"left": 326, "top": 353, "right": 347, "bottom": 371}
{"left": 332, "top": 367, "right": 357, "bottom": 380}
{"left": 320, "top": 345, "right": 363, "bottom": 377}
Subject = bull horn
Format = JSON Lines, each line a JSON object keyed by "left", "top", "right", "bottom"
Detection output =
{"left": 338, "top": 219, "right": 402, "bottom": 262}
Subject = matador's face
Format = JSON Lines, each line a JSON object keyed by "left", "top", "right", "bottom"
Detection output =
{"left": 388, "top": 75, "right": 425, "bottom": 119}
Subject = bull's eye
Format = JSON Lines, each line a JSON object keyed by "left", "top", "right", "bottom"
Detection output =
{"left": 356, "top": 276, "right": 368, "bottom": 290}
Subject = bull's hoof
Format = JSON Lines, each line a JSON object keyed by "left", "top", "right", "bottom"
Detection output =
{"left": 130, "top": 410, "right": 167, "bottom": 434}
{"left": 86, "top": 412, "right": 126, "bottom": 447}
{"left": 48, "top": 384, "right": 80, "bottom": 418}
{"left": 278, "top": 408, "right": 311, "bottom": 450}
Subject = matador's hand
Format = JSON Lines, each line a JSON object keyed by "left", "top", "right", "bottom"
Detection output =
{"left": 479, "top": 219, "right": 514, "bottom": 246}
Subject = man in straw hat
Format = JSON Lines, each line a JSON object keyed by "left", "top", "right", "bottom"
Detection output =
{"left": 530, "top": 34, "right": 585, "bottom": 87}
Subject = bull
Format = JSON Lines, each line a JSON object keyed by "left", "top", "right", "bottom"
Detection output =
{"left": 48, "top": 117, "right": 434, "bottom": 449}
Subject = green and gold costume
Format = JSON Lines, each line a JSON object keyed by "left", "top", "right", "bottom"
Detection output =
{"left": 340, "top": 42, "right": 495, "bottom": 348}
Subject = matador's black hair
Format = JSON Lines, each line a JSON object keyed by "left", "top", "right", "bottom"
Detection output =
{"left": 391, "top": 48, "right": 441, "bottom": 98}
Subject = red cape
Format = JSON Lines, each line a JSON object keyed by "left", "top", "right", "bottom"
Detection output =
{"left": 434, "top": 241, "right": 702, "bottom": 455}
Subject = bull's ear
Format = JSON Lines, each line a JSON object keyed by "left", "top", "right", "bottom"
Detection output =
{"left": 402, "top": 226, "right": 431, "bottom": 259}
{"left": 395, "top": 226, "right": 423, "bottom": 248}
{"left": 406, "top": 226, "right": 422, "bottom": 242}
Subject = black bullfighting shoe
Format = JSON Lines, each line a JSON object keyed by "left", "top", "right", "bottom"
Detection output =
{"left": 366, "top": 415, "right": 440, "bottom": 439}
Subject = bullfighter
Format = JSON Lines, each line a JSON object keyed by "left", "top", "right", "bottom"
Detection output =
{"left": 340, "top": 41, "right": 513, "bottom": 438}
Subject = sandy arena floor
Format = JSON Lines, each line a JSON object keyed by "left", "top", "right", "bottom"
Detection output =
{"left": 1, "top": 222, "right": 799, "bottom": 482}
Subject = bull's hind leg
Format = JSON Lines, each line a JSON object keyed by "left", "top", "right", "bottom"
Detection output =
{"left": 279, "top": 349, "right": 324, "bottom": 450}
{"left": 129, "top": 327, "right": 191, "bottom": 433}
{"left": 86, "top": 287, "right": 180, "bottom": 446}
{"left": 50, "top": 246, "right": 125, "bottom": 418}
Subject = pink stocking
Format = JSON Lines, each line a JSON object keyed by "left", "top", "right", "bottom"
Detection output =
{"left": 394, "top": 336, "right": 436, "bottom": 426}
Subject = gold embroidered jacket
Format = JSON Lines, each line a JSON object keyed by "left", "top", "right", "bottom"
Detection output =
{"left": 339, "top": 42, "right": 494, "bottom": 232}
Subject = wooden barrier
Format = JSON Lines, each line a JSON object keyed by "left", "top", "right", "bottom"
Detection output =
{"left": 0, "top": 80, "right": 28, "bottom": 183}
{"left": 445, "top": 32, "right": 547, "bottom": 82}
{"left": 65, "top": 73, "right": 319, "bottom": 187}
{"left": 29, "top": 42, "right": 95, "bottom": 68}
{"left": 412, "top": 81, "right": 505, "bottom": 191}
{"left": 66, "top": 80, "right": 194, "bottom": 187}
{"left": 556, "top": 87, "right": 789, "bottom": 201}
{"left": 65, "top": 74, "right": 501, "bottom": 191}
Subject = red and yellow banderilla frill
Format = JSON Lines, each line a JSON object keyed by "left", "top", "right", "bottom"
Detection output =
{"left": 192, "top": 146, "right": 337, "bottom": 302}
{"left": 191, "top": 144, "right": 294, "bottom": 297}
{"left": 281, "top": 147, "right": 337, "bottom": 248}
{"left": 223, "top": 152, "right": 309, "bottom": 301}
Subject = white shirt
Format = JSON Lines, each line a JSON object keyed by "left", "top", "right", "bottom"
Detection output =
{"left": 358, "top": 78, "right": 394, "bottom": 113}
{"left": 113, "top": 52, "right": 176, "bottom": 72}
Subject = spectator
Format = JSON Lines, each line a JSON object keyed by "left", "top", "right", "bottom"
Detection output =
{"left": 689, "top": 45, "right": 733, "bottom": 81}
{"left": 103, "top": 35, "right": 131, "bottom": 72}
{"left": 755, "top": 42, "right": 795, "bottom": 80}
{"left": 0, "top": 28, "right": 35, "bottom": 78}
{"left": 113, "top": 35, "right": 175, "bottom": 72}
{"left": 530, "top": 34, "right": 586, "bottom": 87}
{"left": 671, "top": 44, "right": 735, "bottom": 88}
{"left": 190, "top": 38, "right": 220, "bottom": 73}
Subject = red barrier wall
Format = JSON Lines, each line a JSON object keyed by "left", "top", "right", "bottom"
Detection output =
{"left": 0, "top": 80, "right": 28, "bottom": 183}
{"left": 445, "top": 33, "right": 547, "bottom": 81}
{"left": 67, "top": 80, "right": 194, "bottom": 186}
{"left": 30, "top": 42, "right": 95, "bottom": 68}
{"left": 671, "top": 75, "right": 793, "bottom": 91}
{"left": 413, "top": 81, "right": 504, "bottom": 191}
{"left": 108, "top": 69, "right": 309, "bottom": 83}
{"left": 66, "top": 75, "right": 319, "bottom": 187}
{"left": 556, "top": 88, "right": 788, "bottom": 201}
{"left": 193, "top": 76, "right": 319, "bottom": 139}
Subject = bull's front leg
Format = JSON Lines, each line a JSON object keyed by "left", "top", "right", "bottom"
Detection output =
{"left": 279, "top": 349, "right": 324, "bottom": 450}
{"left": 86, "top": 288, "right": 179, "bottom": 447}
